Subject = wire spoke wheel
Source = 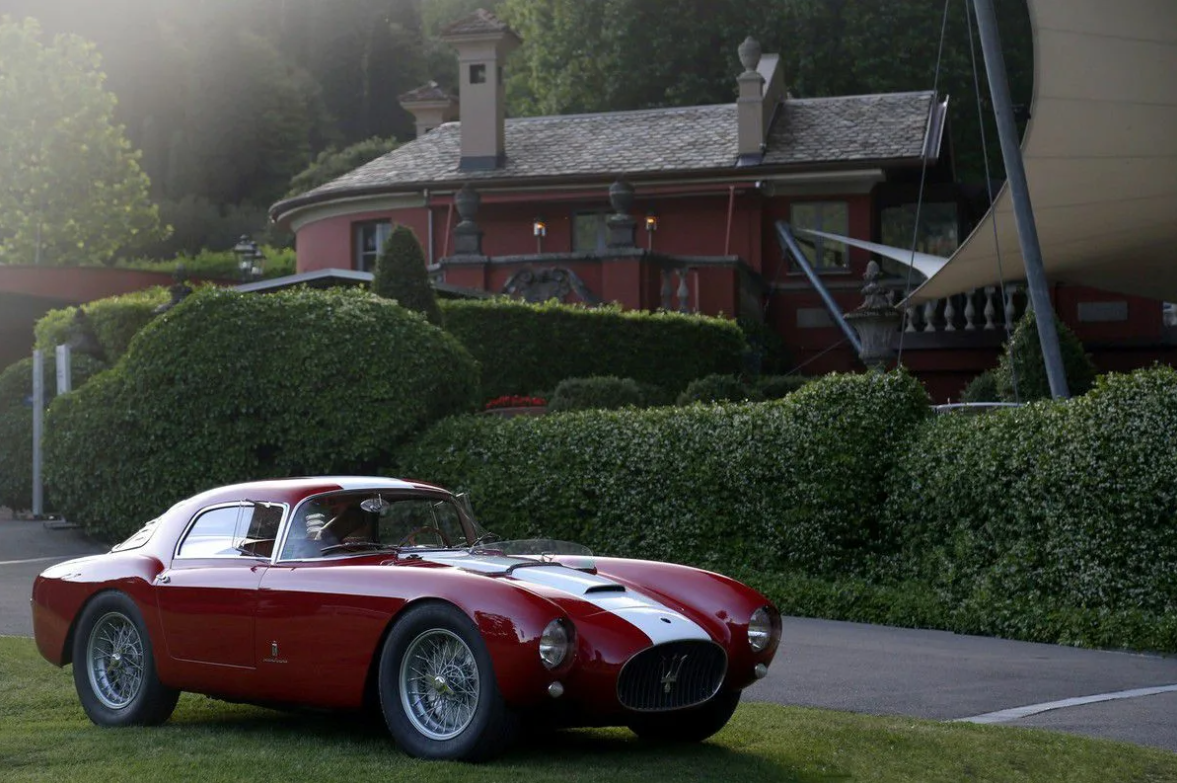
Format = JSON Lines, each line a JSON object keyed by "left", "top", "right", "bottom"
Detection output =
{"left": 86, "top": 612, "right": 146, "bottom": 710}
{"left": 399, "top": 629, "right": 481, "bottom": 740}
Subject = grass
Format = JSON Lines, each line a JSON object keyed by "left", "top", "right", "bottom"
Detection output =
{"left": 1, "top": 637, "right": 1174, "bottom": 783}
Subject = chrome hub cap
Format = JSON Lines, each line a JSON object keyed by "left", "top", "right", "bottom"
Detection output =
{"left": 400, "top": 629, "right": 480, "bottom": 740}
{"left": 87, "top": 612, "right": 145, "bottom": 710}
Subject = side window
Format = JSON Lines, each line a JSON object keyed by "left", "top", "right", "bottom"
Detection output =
{"left": 112, "top": 517, "right": 162, "bottom": 553}
{"left": 177, "top": 505, "right": 281, "bottom": 559}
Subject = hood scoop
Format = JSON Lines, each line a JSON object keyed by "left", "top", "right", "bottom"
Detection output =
{"left": 418, "top": 551, "right": 626, "bottom": 596}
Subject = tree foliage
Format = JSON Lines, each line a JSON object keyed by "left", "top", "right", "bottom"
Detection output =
{"left": 287, "top": 136, "right": 400, "bottom": 197}
{"left": 372, "top": 224, "right": 443, "bottom": 326}
{"left": 995, "top": 309, "right": 1098, "bottom": 402}
{"left": 0, "top": 16, "right": 165, "bottom": 265}
{"left": 500, "top": 0, "right": 1033, "bottom": 181}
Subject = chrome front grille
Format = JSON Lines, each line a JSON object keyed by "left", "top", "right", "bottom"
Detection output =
{"left": 617, "top": 641, "right": 727, "bottom": 712}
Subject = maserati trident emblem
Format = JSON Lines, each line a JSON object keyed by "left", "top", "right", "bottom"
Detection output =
{"left": 271, "top": 641, "right": 279, "bottom": 657}
{"left": 661, "top": 653, "right": 688, "bottom": 694}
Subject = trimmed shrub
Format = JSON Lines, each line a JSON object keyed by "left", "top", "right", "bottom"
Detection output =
{"left": 45, "top": 287, "right": 480, "bottom": 540}
{"left": 738, "top": 316, "right": 791, "bottom": 376}
{"left": 549, "top": 376, "right": 646, "bottom": 412}
{"left": 35, "top": 288, "right": 171, "bottom": 363}
{"left": 372, "top": 225, "right": 443, "bottom": 325}
{"left": 886, "top": 366, "right": 1177, "bottom": 621}
{"left": 439, "top": 299, "right": 745, "bottom": 399}
{"left": 676, "top": 374, "right": 761, "bottom": 405}
{"left": 116, "top": 246, "right": 297, "bottom": 281}
{"left": 756, "top": 374, "right": 812, "bottom": 401}
{"left": 960, "top": 369, "right": 999, "bottom": 403}
{"left": 0, "top": 353, "right": 106, "bottom": 511}
{"left": 995, "top": 308, "right": 1098, "bottom": 401}
{"left": 398, "top": 370, "right": 930, "bottom": 573}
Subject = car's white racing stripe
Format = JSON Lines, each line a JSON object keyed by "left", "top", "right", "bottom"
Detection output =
{"left": 419, "top": 552, "right": 711, "bottom": 645}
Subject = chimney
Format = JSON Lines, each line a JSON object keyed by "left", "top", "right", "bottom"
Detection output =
{"left": 398, "top": 81, "right": 459, "bottom": 138}
{"left": 736, "top": 37, "right": 785, "bottom": 167}
{"left": 440, "top": 9, "right": 522, "bottom": 170}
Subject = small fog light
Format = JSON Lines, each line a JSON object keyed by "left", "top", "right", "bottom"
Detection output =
{"left": 548, "top": 681, "right": 565, "bottom": 698}
{"left": 754, "top": 663, "right": 768, "bottom": 679}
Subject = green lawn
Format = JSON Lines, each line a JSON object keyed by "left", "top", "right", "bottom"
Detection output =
{"left": 1, "top": 637, "right": 1173, "bottom": 782}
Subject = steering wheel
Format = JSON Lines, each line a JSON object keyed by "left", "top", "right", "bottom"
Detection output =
{"left": 397, "top": 525, "right": 451, "bottom": 547}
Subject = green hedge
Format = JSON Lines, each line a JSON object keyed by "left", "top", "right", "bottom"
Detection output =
{"left": 46, "top": 287, "right": 480, "bottom": 540}
{"left": 438, "top": 299, "right": 745, "bottom": 399}
{"left": 886, "top": 367, "right": 1177, "bottom": 620}
{"left": 0, "top": 354, "right": 106, "bottom": 512}
{"left": 548, "top": 376, "right": 648, "bottom": 412}
{"left": 398, "top": 370, "right": 930, "bottom": 572}
{"left": 115, "top": 245, "right": 297, "bottom": 280}
{"left": 676, "top": 374, "right": 761, "bottom": 405}
{"left": 35, "top": 288, "right": 171, "bottom": 363}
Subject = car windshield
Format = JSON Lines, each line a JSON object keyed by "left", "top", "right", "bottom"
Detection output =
{"left": 279, "top": 492, "right": 488, "bottom": 560}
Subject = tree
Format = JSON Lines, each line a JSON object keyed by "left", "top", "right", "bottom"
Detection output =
{"left": 286, "top": 136, "right": 399, "bottom": 197}
{"left": 995, "top": 308, "right": 1098, "bottom": 402}
{"left": 0, "top": 16, "right": 166, "bottom": 266}
{"left": 372, "top": 225, "right": 443, "bottom": 326}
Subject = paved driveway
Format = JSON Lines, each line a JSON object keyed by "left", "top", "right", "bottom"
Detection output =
{"left": 2, "top": 514, "right": 1174, "bottom": 753}
{"left": 753, "top": 617, "right": 1177, "bottom": 752}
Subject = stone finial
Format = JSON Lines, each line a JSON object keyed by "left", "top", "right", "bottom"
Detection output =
{"left": 608, "top": 179, "right": 635, "bottom": 216}
{"left": 455, "top": 184, "right": 481, "bottom": 223}
{"left": 845, "top": 260, "right": 901, "bottom": 369}
{"left": 738, "top": 37, "right": 762, "bottom": 73}
{"left": 453, "top": 184, "right": 484, "bottom": 255}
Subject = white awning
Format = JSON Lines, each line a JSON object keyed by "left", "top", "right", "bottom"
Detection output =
{"left": 910, "top": 0, "right": 1177, "bottom": 304}
{"left": 797, "top": 228, "right": 950, "bottom": 279}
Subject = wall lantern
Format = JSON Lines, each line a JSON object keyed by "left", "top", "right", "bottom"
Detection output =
{"left": 532, "top": 218, "right": 547, "bottom": 237}
{"left": 644, "top": 214, "right": 659, "bottom": 232}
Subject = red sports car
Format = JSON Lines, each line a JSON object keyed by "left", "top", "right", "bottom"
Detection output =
{"left": 32, "top": 477, "right": 781, "bottom": 761}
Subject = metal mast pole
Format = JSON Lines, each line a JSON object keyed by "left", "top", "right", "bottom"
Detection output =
{"left": 972, "top": 0, "right": 1069, "bottom": 398}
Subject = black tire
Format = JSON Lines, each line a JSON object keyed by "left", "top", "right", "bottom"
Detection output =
{"left": 377, "top": 602, "right": 519, "bottom": 761}
{"left": 628, "top": 689, "right": 741, "bottom": 743}
{"left": 71, "top": 591, "right": 180, "bottom": 727}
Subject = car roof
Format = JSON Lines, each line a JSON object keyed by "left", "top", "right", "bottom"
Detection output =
{"left": 178, "top": 476, "right": 448, "bottom": 510}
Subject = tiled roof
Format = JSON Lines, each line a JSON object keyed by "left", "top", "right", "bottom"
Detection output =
{"left": 276, "top": 91, "right": 936, "bottom": 216}
{"left": 399, "top": 81, "right": 455, "bottom": 104}
{"left": 440, "top": 9, "right": 512, "bottom": 37}
{"left": 764, "top": 92, "right": 935, "bottom": 164}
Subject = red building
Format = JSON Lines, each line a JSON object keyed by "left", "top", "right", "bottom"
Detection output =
{"left": 270, "top": 9, "right": 1176, "bottom": 401}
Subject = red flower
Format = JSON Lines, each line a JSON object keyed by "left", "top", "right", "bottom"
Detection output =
{"left": 484, "top": 395, "right": 547, "bottom": 410}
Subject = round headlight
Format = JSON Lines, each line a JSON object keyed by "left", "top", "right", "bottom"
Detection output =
{"left": 748, "top": 606, "right": 773, "bottom": 652}
{"left": 539, "top": 619, "right": 571, "bottom": 669}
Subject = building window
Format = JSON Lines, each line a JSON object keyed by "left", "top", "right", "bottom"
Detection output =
{"left": 573, "top": 211, "right": 609, "bottom": 253}
{"left": 469, "top": 64, "right": 487, "bottom": 84}
{"left": 880, "top": 202, "right": 959, "bottom": 258}
{"left": 790, "top": 202, "right": 850, "bottom": 271}
{"left": 354, "top": 221, "right": 391, "bottom": 272}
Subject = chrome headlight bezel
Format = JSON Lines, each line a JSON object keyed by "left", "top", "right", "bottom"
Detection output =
{"left": 748, "top": 606, "right": 773, "bottom": 652}
{"left": 539, "top": 618, "right": 572, "bottom": 669}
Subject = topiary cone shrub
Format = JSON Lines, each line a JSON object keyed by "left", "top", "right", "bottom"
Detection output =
{"left": 372, "top": 224, "right": 443, "bottom": 326}
{"left": 44, "top": 287, "right": 479, "bottom": 540}
{"left": 995, "top": 308, "right": 1097, "bottom": 401}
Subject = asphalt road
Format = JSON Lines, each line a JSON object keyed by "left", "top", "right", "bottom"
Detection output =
{"left": 2, "top": 515, "right": 1174, "bottom": 754}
